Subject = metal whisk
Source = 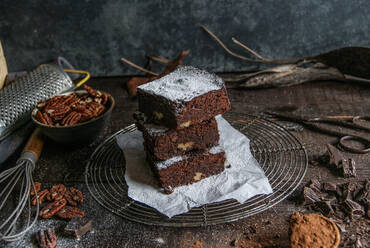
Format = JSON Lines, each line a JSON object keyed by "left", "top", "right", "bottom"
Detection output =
{"left": 0, "top": 128, "right": 44, "bottom": 241}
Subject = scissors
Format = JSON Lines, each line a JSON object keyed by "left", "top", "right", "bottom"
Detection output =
{"left": 265, "top": 112, "right": 370, "bottom": 154}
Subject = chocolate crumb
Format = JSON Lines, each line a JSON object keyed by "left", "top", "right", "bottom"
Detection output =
{"left": 64, "top": 217, "right": 93, "bottom": 240}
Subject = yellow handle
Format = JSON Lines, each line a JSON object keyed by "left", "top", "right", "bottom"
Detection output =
{"left": 64, "top": 69, "right": 90, "bottom": 87}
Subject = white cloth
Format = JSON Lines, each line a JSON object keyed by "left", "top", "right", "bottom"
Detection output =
{"left": 116, "top": 115, "right": 272, "bottom": 218}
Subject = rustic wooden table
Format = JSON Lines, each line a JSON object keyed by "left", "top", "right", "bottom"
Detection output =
{"left": 1, "top": 77, "right": 369, "bottom": 248}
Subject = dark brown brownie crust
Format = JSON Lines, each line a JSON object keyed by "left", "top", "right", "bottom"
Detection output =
{"left": 146, "top": 149, "right": 226, "bottom": 193}
{"left": 137, "top": 86, "right": 230, "bottom": 130}
{"left": 137, "top": 117, "right": 219, "bottom": 160}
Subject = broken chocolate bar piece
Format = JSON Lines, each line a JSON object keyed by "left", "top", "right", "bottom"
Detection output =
{"left": 37, "top": 228, "right": 57, "bottom": 248}
{"left": 302, "top": 187, "right": 321, "bottom": 205}
{"left": 354, "top": 180, "right": 369, "bottom": 204}
{"left": 341, "top": 182, "right": 356, "bottom": 201}
{"left": 343, "top": 199, "right": 364, "bottom": 219}
{"left": 342, "top": 158, "right": 356, "bottom": 178}
{"left": 326, "top": 143, "right": 344, "bottom": 169}
{"left": 315, "top": 198, "right": 336, "bottom": 217}
{"left": 326, "top": 144, "right": 356, "bottom": 178}
{"left": 64, "top": 217, "right": 93, "bottom": 240}
{"left": 308, "top": 179, "right": 322, "bottom": 193}
{"left": 322, "top": 182, "right": 337, "bottom": 193}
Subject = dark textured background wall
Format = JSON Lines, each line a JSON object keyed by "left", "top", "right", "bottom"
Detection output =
{"left": 0, "top": 0, "right": 369, "bottom": 76}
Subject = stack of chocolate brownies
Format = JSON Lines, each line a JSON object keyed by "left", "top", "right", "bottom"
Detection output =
{"left": 135, "top": 66, "right": 231, "bottom": 194}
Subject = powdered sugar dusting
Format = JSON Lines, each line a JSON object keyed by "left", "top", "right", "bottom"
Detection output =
{"left": 155, "top": 144, "right": 224, "bottom": 170}
{"left": 138, "top": 66, "right": 224, "bottom": 102}
{"left": 209, "top": 145, "right": 223, "bottom": 154}
{"left": 144, "top": 123, "right": 169, "bottom": 136}
{"left": 155, "top": 155, "right": 185, "bottom": 170}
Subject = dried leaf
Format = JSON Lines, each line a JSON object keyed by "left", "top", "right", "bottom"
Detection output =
{"left": 224, "top": 63, "right": 346, "bottom": 89}
{"left": 313, "top": 47, "right": 370, "bottom": 79}
{"left": 126, "top": 77, "right": 154, "bottom": 97}
{"left": 124, "top": 50, "right": 189, "bottom": 97}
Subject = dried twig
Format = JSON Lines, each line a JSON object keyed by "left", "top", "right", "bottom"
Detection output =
{"left": 147, "top": 54, "right": 169, "bottom": 64}
{"left": 231, "top": 37, "right": 265, "bottom": 61}
{"left": 200, "top": 25, "right": 261, "bottom": 63}
{"left": 202, "top": 25, "right": 370, "bottom": 88}
{"left": 121, "top": 57, "right": 159, "bottom": 76}
{"left": 201, "top": 25, "right": 306, "bottom": 64}
{"left": 231, "top": 37, "right": 304, "bottom": 63}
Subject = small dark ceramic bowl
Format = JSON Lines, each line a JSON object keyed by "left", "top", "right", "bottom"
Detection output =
{"left": 31, "top": 90, "right": 115, "bottom": 145}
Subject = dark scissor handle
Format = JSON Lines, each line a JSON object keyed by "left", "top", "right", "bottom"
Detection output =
{"left": 339, "top": 135, "right": 370, "bottom": 154}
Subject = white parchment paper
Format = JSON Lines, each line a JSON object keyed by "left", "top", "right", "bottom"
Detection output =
{"left": 116, "top": 115, "right": 272, "bottom": 218}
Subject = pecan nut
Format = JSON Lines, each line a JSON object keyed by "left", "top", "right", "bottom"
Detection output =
{"left": 32, "top": 189, "right": 49, "bottom": 206}
{"left": 47, "top": 103, "right": 71, "bottom": 121}
{"left": 56, "top": 206, "right": 85, "bottom": 219}
{"left": 61, "top": 111, "right": 81, "bottom": 126}
{"left": 47, "top": 184, "right": 66, "bottom": 201}
{"left": 30, "top": 182, "right": 42, "bottom": 196}
{"left": 79, "top": 108, "right": 94, "bottom": 122}
{"left": 65, "top": 187, "right": 84, "bottom": 206}
{"left": 87, "top": 102, "right": 105, "bottom": 117}
{"left": 101, "top": 93, "right": 109, "bottom": 105}
{"left": 84, "top": 85, "right": 98, "bottom": 97}
{"left": 36, "top": 111, "right": 53, "bottom": 125}
{"left": 37, "top": 228, "right": 57, "bottom": 248}
{"left": 73, "top": 104, "right": 86, "bottom": 113}
{"left": 39, "top": 198, "right": 67, "bottom": 219}
{"left": 36, "top": 85, "right": 108, "bottom": 127}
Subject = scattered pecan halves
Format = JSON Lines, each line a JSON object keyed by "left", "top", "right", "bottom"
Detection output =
{"left": 65, "top": 187, "right": 84, "bottom": 206}
{"left": 56, "top": 206, "right": 85, "bottom": 219}
{"left": 30, "top": 182, "right": 42, "bottom": 196}
{"left": 39, "top": 198, "right": 67, "bottom": 219}
{"left": 47, "top": 184, "right": 66, "bottom": 201}
{"left": 32, "top": 189, "right": 49, "bottom": 206}
{"left": 37, "top": 228, "right": 57, "bottom": 248}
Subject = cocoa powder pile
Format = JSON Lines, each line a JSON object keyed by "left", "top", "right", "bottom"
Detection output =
{"left": 290, "top": 213, "right": 340, "bottom": 248}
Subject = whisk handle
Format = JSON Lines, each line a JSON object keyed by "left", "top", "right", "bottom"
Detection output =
{"left": 23, "top": 128, "right": 44, "bottom": 161}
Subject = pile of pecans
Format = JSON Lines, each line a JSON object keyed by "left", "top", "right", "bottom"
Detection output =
{"left": 31, "top": 182, "right": 85, "bottom": 220}
{"left": 35, "top": 85, "right": 109, "bottom": 126}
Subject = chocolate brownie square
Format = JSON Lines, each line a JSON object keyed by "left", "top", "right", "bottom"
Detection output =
{"left": 137, "top": 66, "right": 231, "bottom": 129}
{"left": 136, "top": 116, "right": 219, "bottom": 160}
{"left": 146, "top": 145, "right": 226, "bottom": 193}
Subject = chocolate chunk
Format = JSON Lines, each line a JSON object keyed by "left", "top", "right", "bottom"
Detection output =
{"left": 302, "top": 187, "right": 321, "bottom": 205}
{"left": 342, "top": 158, "right": 356, "bottom": 178}
{"left": 365, "top": 199, "right": 370, "bottom": 218}
{"left": 64, "top": 217, "right": 93, "bottom": 240}
{"left": 322, "top": 182, "right": 337, "bottom": 193}
{"left": 326, "top": 144, "right": 344, "bottom": 169}
{"left": 355, "top": 180, "right": 370, "bottom": 204}
{"left": 37, "top": 228, "right": 57, "bottom": 248}
{"left": 315, "top": 199, "right": 336, "bottom": 216}
{"left": 342, "top": 182, "right": 356, "bottom": 201}
{"left": 343, "top": 199, "right": 364, "bottom": 219}
{"left": 308, "top": 179, "right": 322, "bottom": 193}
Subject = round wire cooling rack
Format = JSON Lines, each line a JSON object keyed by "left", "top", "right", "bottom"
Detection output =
{"left": 85, "top": 114, "right": 308, "bottom": 226}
